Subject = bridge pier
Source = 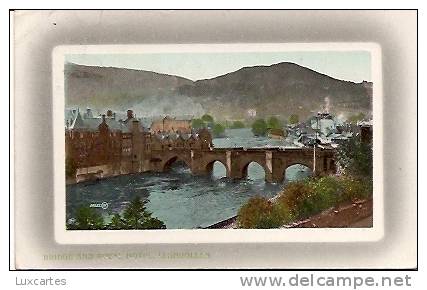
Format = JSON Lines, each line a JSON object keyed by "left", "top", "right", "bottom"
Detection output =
{"left": 147, "top": 147, "right": 336, "bottom": 183}
{"left": 227, "top": 150, "right": 245, "bottom": 180}
{"left": 190, "top": 149, "right": 210, "bottom": 176}
{"left": 269, "top": 158, "right": 286, "bottom": 183}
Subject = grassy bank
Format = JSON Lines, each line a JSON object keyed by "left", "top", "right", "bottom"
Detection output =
{"left": 237, "top": 175, "right": 372, "bottom": 229}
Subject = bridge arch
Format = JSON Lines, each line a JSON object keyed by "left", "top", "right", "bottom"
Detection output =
{"left": 284, "top": 163, "right": 313, "bottom": 183}
{"left": 162, "top": 155, "right": 191, "bottom": 171}
{"left": 205, "top": 160, "right": 228, "bottom": 179}
{"left": 204, "top": 159, "right": 227, "bottom": 173}
{"left": 285, "top": 161, "right": 313, "bottom": 172}
{"left": 240, "top": 160, "right": 268, "bottom": 181}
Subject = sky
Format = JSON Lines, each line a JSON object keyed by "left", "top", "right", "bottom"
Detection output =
{"left": 65, "top": 51, "right": 371, "bottom": 83}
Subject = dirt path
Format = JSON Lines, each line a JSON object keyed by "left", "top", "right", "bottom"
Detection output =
{"left": 207, "top": 199, "right": 373, "bottom": 229}
{"left": 286, "top": 199, "right": 373, "bottom": 228}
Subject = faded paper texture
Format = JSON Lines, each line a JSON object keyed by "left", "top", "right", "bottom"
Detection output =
{"left": 13, "top": 10, "right": 417, "bottom": 269}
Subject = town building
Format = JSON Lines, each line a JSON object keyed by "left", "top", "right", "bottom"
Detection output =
{"left": 290, "top": 112, "right": 354, "bottom": 148}
{"left": 65, "top": 109, "right": 211, "bottom": 183}
{"left": 357, "top": 120, "right": 373, "bottom": 143}
{"left": 150, "top": 116, "right": 192, "bottom": 134}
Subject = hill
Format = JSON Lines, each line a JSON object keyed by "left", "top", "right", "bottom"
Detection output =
{"left": 65, "top": 62, "right": 372, "bottom": 120}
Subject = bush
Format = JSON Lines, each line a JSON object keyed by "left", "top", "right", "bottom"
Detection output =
{"left": 336, "top": 136, "right": 373, "bottom": 178}
{"left": 289, "top": 114, "right": 299, "bottom": 125}
{"left": 201, "top": 114, "right": 214, "bottom": 123}
{"left": 230, "top": 120, "right": 245, "bottom": 129}
{"left": 267, "top": 116, "right": 282, "bottom": 130}
{"left": 278, "top": 176, "right": 372, "bottom": 220}
{"left": 307, "top": 176, "right": 340, "bottom": 210}
{"left": 237, "top": 196, "right": 271, "bottom": 228}
{"left": 257, "top": 203, "right": 293, "bottom": 229}
{"left": 236, "top": 176, "right": 373, "bottom": 229}
{"left": 70, "top": 207, "right": 104, "bottom": 230}
{"left": 278, "top": 178, "right": 339, "bottom": 220}
{"left": 237, "top": 196, "right": 292, "bottom": 229}
{"left": 191, "top": 118, "right": 206, "bottom": 130}
{"left": 212, "top": 123, "right": 226, "bottom": 137}
{"left": 277, "top": 181, "right": 315, "bottom": 219}
{"left": 251, "top": 119, "right": 268, "bottom": 136}
{"left": 338, "top": 177, "right": 371, "bottom": 202}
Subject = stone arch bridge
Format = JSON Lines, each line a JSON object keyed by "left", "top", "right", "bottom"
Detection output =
{"left": 147, "top": 147, "right": 336, "bottom": 183}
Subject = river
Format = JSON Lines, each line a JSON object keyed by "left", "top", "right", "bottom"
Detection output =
{"left": 66, "top": 128, "right": 312, "bottom": 229}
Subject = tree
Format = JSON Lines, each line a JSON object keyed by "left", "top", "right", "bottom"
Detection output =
{"left": 69, "top": 198, "right": 166, "bottom": 230}
{"left": 212, "top": 123, "right": 226, "bottom": 137}
{"left": 74, "top": 207, "right": 104, "bottom": 230}
{"left": 122, "top": 197, "right": 166, "bottom": 229}
{"left": 191, "top": 118, "right": 205, "bottom": 130}
{"left": 267, "top": 116, "right": 282, "bottom": 130}
{"left": 336, "top": 136, "right": 373, "bottom": 179}
{"left": 123, "top": 197, "right": 150, "bottom": 229}
{"left": 230, "top": 120, "right": 245, "bottom": 129}
{"left": 201, "top": 114, "right": 214, "bottom": 124}
{"left": 107, "top": 213, "right": 126, "bottom": 230}
{"left": 143, "top": 217, "right": 167, "bottom": 229}
{"left": 251, "top": 119, "right": 268, "bottom": 136}
{"left": 289, "top": 114, "right": 299, "bottom": 125}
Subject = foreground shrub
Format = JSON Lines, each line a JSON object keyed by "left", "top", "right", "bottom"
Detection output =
{"left": 336, "top": 136, "right": 373, "bottom": 178}
{"left": 67, "top": 207, "right": 104, "bottom": 230}
{"left": 278, "top": 176, "right": 373, "bottom": 220}
{"left": 307, "top": 176, "right": 340, "bottom": 210}
{"left": 69, "top": 197, "right": 167, "bottom": 230}
{"left": 237, "top": 176, "right": 373, "bottom": 229}
{"left": 237, "top": 196, "right": 292, "bottom": 229}
{"left": 338, "top": 177, "right": 372, "bottom": 202}
{"left": 278, "top": 177, "right": 341, "bottom": 220}
{"left": 277, "top": 181, "right": 316, "bottom": 219}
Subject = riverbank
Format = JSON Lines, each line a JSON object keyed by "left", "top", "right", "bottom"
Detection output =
{"left": 284, "top": 198, "right": 372, "bottom": 228}
{"left": 207, "top": 198, "right": 373, "bottom": 229}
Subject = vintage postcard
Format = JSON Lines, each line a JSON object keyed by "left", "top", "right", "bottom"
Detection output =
{"left": 53, "top": 43, "right": 383, "bottom": 244}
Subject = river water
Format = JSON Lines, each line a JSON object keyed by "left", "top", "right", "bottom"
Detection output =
{"left": 66, "top": 128, "right": 312, "bottom": 229}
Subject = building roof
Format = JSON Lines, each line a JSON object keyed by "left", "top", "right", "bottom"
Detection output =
{"left": 151, "top": 115, "right": 193, "bottom": 122}
{"left": 82, "top": 108, "right": 94, "bottom": 119}
{"left": 65, "top": 108, "right": 78, "bottom": 122}
{"left": 68, "top": 114, "right": 129, "bottom": 132}
{"left": 357, "top": 120, "right": 373, "bottom": 127}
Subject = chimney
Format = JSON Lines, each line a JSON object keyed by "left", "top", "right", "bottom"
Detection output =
{"left": 132, "top": 119, "right": 140, "bottom": 134}
{"left": 127, "top": 109, "right": 133, "bottom": 120}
